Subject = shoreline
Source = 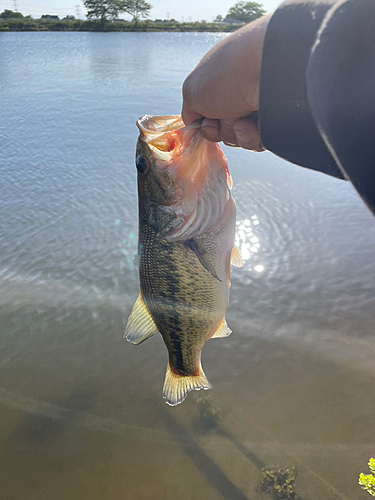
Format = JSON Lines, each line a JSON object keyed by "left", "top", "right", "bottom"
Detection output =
{"left": 0, "top": 20, "right": 242, "bottom": 33}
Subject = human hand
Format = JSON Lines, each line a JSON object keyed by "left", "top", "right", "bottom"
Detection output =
{"left": 181, "top": 14, "right": 271, "bottom": 151}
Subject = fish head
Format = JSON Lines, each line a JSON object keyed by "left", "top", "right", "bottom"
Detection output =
{"left": 135, "top": 115, "right": 233, "bottom": 241}
{"left": 135, "top": 115, "right": 184, "bottom": 210}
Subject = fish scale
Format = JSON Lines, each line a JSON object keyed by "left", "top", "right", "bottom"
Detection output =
{"left": 140, "top": 210, "right": 221, "bottom": 376}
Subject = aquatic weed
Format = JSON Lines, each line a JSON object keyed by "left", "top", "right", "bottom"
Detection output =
{"left": 261, "top": 465, "right": 300, "bottom": 499}
{"left": 194, "top": 392, "right": 220, "bottom": 430}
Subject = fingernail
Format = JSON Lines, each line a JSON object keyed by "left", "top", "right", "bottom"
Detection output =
{"left": 235, "top": 131, "right": 251, "bottom": 144}
{"left": 223, "top": 141, "right": 238, "bottom": 147}
{"left": 223, "top": 119, "right": 235, "bottom": 127}
{"left": 203, "top": 126, "right": 219, "bottom": 138}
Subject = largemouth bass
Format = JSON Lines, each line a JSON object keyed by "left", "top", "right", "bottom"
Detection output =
{"left": 125, "top": 115, "right": 243, "bottom": 406}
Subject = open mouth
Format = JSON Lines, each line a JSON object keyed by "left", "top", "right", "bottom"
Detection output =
{"left": 136, "top": 114, "right": 203, "bottom": 166}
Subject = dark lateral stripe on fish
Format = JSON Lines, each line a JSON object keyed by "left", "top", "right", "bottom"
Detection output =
{"left": 142, "top": 237, "right": 195, "bottom": 375}
{"left": 168, "top": 335, "right": 184, "bottom": 373}
{"left": 169, "top": 365, "right": 200, "bottom": 377}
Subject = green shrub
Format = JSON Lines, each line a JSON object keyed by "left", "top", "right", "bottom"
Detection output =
{"left": 359, "top": 458, "right": 375, "bottom": 497}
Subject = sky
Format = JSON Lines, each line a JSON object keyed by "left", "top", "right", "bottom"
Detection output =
{"left": 0, "top": 0, "right": 283, "bottom": 22}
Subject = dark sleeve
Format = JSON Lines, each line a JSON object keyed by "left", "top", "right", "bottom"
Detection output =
{"left": 258, "top": 0, "right": 345, "bottom": 179}
{"left": 307, "top": 0, "right": 375, "bottom": 215}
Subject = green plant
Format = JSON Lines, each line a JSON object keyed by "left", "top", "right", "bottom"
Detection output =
{"left": 261, "top": 466, "right": 300, "bottom": 499}
{"left": 359, "top": 458, "right": 375, "bottom": 496}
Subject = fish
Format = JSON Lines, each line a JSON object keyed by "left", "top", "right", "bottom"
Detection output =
{"left": 124, "top": 115, "right": 243, "bottom": 406}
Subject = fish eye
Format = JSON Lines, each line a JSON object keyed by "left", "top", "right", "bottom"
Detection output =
{"left": 136, "top": 156, "right": 148, "bottom": 174}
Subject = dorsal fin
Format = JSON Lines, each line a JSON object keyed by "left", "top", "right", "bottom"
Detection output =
{"left": 231, "top": 245, "right": 244, "bottom": 267}
{"left": 124, "top": 292, "right": 158, "bottom": 345}
{"left": 211, "top": 319, "right": 232, "bottom": 339}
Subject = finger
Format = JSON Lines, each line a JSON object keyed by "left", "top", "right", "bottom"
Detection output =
{"left": 233, "top": 117, "right": 264, "bottom": 151}
{"left": 201, "top": 118, "right": 221, "bottom": 142}
{"left": 181, "top": 107, "right": 202, "bottom": 126}
{"left": 181, "top": 77, "right": 203, "bottom": 126}
{"left": 220, "top": 119, "right": 239, "bottom": 147}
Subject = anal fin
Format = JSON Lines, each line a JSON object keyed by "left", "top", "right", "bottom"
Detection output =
{"left": 162, "top": 363, "right": 212, "bottom": 406}
{"left": 211, "top": 319, "right": 232, "bottom": 339}
{"left": 124, "top": 292, "right": 158, "bottom": 345}
{"left": 231, "top": 245, "right": 244, "bottom": 267}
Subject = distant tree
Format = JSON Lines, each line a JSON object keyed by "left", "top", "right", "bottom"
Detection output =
{"left": 0, "top": 9, "right": 23, "bottom": 19}
{"left": 122, "top": 0, "right": 152, "bottom": 27}
{"left": 83, "top": 0, "right": 123, "bottom": 22}
{"left": 214, "top": 14, "right": 223, "bottom": 22}
{"left": 227, "top": 1, "right": 265, "bottom": 23}
{"left": 83, "top": 0, "right": 151, "bottom": 26}
{"left": 62, "top": 15, "right": 76, "bottom": 20}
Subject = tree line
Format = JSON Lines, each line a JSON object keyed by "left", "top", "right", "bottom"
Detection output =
{"left": 0, "top": 1, "right": 265, "bottom": 31}
{"left": 83, "top": 0, "right": 265, "bottom": 25}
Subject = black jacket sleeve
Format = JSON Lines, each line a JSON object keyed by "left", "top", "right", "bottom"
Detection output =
{"left": 259, "top": 0, "right": 344, "bottom": 179}
{"left": 307, "top": 0, "right": 375, "bottom": 216}
{"left": 259, "top": 0, "right": 375, "bottom": 215}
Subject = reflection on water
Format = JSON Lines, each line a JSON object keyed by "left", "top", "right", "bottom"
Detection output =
{"left": 118, "top": 228, "right": 138, "bottom": 269}
{"left": 235, "top": 217, "right": 264, "bottom": 274}
{"left": 1, "top": 32, "right": 375, "bottom": 500}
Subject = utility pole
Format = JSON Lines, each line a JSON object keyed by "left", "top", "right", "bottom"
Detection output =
{"left": 75, "top": 4, "right": 81, "bottom": 19}
{"left": 13, "top": 0, "right": 18, "bottom": 12}
{"left": 166, "top": 12, "right": 170, "bottom": 20}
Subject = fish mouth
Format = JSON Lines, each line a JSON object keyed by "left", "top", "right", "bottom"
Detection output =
{"left": 136, "top": 115, "right": 225, "bottom": 186}
{"left": 137, "top": 115, "right": 186, "bottom": 139}
{"left": 136, "top": 115, "right": 202, "bottom": 164}
{"left": 136, "top": 115, "right": 232, "bottom": 242}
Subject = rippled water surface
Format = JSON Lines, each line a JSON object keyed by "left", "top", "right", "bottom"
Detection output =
{"left": 1, "top": 32, "right": 375, "bottom": 500}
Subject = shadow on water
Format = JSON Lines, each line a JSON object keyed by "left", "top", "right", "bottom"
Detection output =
{"left": 157, "top": 393, "right": 308, "bottom": 500}
{"left": 217, "top": 427, "right": 266, "bottom": 471}
{"left": 192, "top": 392, "right": 266, "bottom": 471}
{"left": 156, "top": 397, "right": 252, "bottom": 500}
{"left": 13, "top": 390, "right": 96, "bottom": 444}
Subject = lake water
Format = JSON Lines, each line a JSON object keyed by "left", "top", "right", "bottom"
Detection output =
{"left": 1, "top": 31, "right": 375, "bottom": 500}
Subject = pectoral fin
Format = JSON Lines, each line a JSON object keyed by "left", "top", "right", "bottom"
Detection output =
{"left": 211, "top": 319, "right": 232, "bottom": 339}
{"left": 231, "top": 245, "right": 244, "bottom": 267}
{"left": 186, "top": 239, "right": 222, "bottom": 282}
{"left": 124, "top": 292, "right": 158, "bottom": 344}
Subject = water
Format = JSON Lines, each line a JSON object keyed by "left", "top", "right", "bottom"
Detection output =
{"left": 1, "top": 32, "right": 375, "bottom": 500}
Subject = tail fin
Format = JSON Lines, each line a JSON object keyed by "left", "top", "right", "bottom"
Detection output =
{"left": 162, "top": 363, "right": 212, "bottom": 406}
